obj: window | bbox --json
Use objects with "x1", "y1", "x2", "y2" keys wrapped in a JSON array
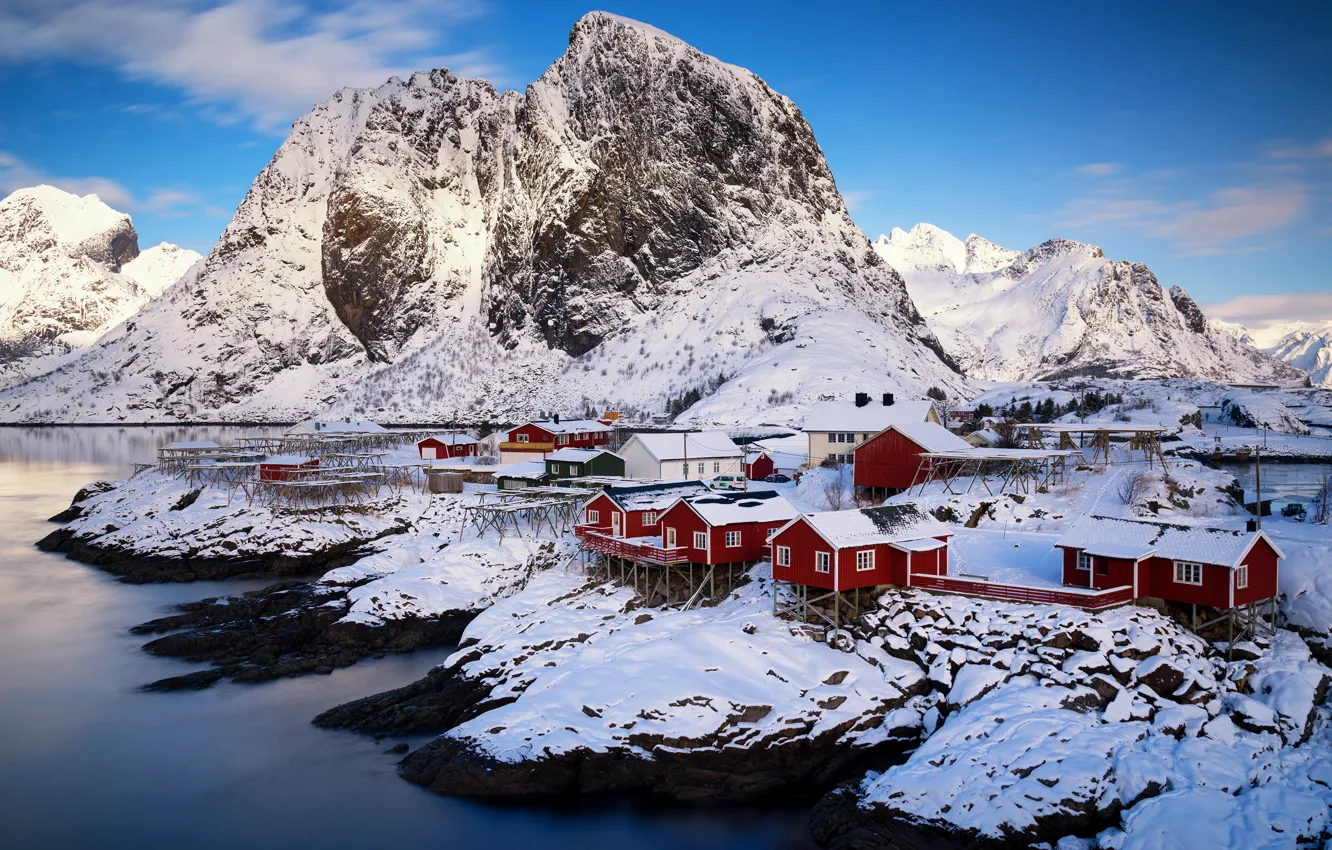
[
  {"x1": 516, "y1": 433, "x2": 529, "y2": 443},
  {"x1": 844, "y1": 432, "x2": 855, "y2": 443},
  {"x1": 776, "y1": 546, "x2": 791, "y2": 567},
  {"x1": 726, "y1": 530, "x2": 741, "y2": 547},
  {"x1": 861, "y1": 433, "x2": 870, "y2": 441},
  {"x1": 551, "y1": 464, "x2": 561, "y2": 475},
  {"x1": 828, "y1": 433, "x2": 839, "y2": 444},
  {"x1": 815, "y1": 551, "x2": 830, "y2": 573},
  {"x1": 1174, "y1": 561, "x2": 1203, "y2": 585},
  {"x1": 693, "y1": 531, "x2": 707, "y2": 549},
  {"x1": 698, "y1": 462, "x2": 705, "y2": 474},
  {"x1": 1077, "y1": 551, "x2": 1092, "y2": 571},
  {"x1": 1236, "y1": 565, "x2": 1249, "y2": 589},
  {"x1": 641, "y1": 511, "x2": 657, "y2": 526},
  {"x1": 558, "y1": 434, "x2": 569, "y2": 445},
  {"x1": 713, "y1": 461, "x2": 721, "y2": 473},
  {"x1": 856, "y1": 550, "x2": 875, "y2": 571},
  {"x1": 586, "y1": 509, "x2": 599, "y2": 523}
]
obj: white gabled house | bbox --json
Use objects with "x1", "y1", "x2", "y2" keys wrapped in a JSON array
[{"x1": 618, "y1": 431, "x2": 744, "y2": 480}]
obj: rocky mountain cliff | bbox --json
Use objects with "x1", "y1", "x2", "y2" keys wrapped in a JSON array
[
  {"x1": 0, "y1": 13, "x2": 962, "y2": 424},
  {"x1": 0, "y1": 186, "x2": 200, "y2": 388},
  {"x1": 873, "y1": 223, "x2": 1306, "y2": 385}
]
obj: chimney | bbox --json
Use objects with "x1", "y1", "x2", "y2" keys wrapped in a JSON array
[
  {"x1": 854, "y1": 392, "x2": 870, "y2": 408},
  {"x1": 553, "y1": 413, "x2": 560, "y2": 425},
  {"x1": 1245, "y1": 518, "x2": 1257, "y2": 533},
  {"x1": 883, "y1": 392, "x2": 894, "y2": 407}
]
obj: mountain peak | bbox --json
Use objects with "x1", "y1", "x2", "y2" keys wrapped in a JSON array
[{"x1": 573, "y1": 11, "x2": 685, "y2": 46}]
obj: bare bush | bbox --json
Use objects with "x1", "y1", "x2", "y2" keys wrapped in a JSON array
[
  {"x1": 822, "y1": 465, "x2": 851, "y2": 511},
  {"x1": 1117, "y1": 471, "x2": 1151, "y2": 507},
  {"x1": 1313, "y1": 472, "x2": 1332, "y2": 525}
]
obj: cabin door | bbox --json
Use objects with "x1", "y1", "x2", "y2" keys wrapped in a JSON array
[
  {"x1": 612, "y1": 513, "x2": 622, "y2": 537},
  {"x1": 666, "y1": 527, "x2": 676, "y2": 548},
  {"x1": 422, "y1": 447, "x2": 437, "y2": 460}
]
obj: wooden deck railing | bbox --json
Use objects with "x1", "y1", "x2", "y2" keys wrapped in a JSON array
[
  {"x1": 909, "y1": 573, "x2": 1134, "y2": 610},
  {"x1": 574, "y1": 525, "x2": 689, "y2": 564}
]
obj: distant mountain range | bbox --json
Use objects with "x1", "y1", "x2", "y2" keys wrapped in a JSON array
[
  {"x1": 1213, "y1": 318, "x2": 1332, "y2": 389},
  {"x1": 873, "y1": 223, "x2": 1307, "y2": 386},
  {"x1": 0, "y1": 186, "x2": 200, "y2": 389}
]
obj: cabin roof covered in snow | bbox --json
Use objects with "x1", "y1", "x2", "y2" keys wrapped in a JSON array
[
  {"x1": 869, "y1": 422, "x2": 973, "y2": 453},
  {"x1": 1055, "y1": 514, "x2": 1285, "y2": 568},
  {"x1": 546, "y1": 447, "x2": 619, "y2": 463},
  {"x1": 675, "y1": 490, "x2": 799, "y2": 526},
  {"x1": 785, "y1": 503, "x2": 951, "y2": 549},
  {"x1": 421, "y1": 433, "x2": 478, "y2": 445},
  {"x1": 802, "y1": 399, "x2": 936, "y2": 432},
  {"x1": 521, "y1": 419, "x2": 613, "y2": 435},
  {"x1": 600, "y1": 480, "x2": 710, "y2": 511},
  {"x1": 625, "y1": 431, "x2": 743, "y2": 461},
  {"x1": 286, "y1": 420, "x2": 387, "y2": 435},
  {"x1": 161, "y1": 440, "x2": 221, "y2": 450},
  {"x1": 493, "y1": 460, "x2": 548, "y2": 480}
]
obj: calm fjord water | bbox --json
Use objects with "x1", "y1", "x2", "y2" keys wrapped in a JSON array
[{"x1": 0, "y1": 427, "x2": 811, "y2": 850}]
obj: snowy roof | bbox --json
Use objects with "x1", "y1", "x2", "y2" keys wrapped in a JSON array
[
  {"x1": 676, "y1": 491, "x2": 799, "y2": 526},
  {"x1": 521, "y1": 419, "x2": 613, "y2": 435},
  {"x1": 546, "y1": 448, "x2": 618, "y2": 463},
  {"x1": 966, "y1": 429, "x2": 1002, "y2": 446},
  {"x1": 286, "y1": 420, "x2": 387, "y2": 435},
  {"x1": 788, "y1": 504, "x2": 951, "y2": 549},
  {"x1": 262, "y1": 454, "x2": 315, "y2": 465},
  {"x1": 891, "y1": 537, "x2": 949, "y2": 553},
  {"x1": 863, "y1": 422, "x2": 973, "y2": 454},
  {"x1": 1055, "y1": 515, "x2": 1285, "y2": 568},
  {"x1": 421, "y1": 433, "x2": 479, "y2": 445},
  {"x1": 493, "y1": 460, "x2": 549, "y2": 480},
  {"x1": 752, "y1": 433, "x2": 808, "y2": 459},
  {"x1": 626, "y1": 431, "x2": 743, "y2": 461},
  {"x1": 161, "y1": 440, "x2": 221, "y2": 450},
  {"x1": 601, "y1": 480, "x2": 710, "y2": 512},
  {"x1": 802, "y1": 399, "x2": 936, "y2": 433}
]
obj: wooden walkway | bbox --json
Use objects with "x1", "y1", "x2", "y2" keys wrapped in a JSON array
[{"x1": 909, "y1": 573, "x2": 1134, "y2": 610}]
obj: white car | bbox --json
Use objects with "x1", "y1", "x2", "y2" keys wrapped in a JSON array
[{"x1": 707, "y1": 474, "x2": 747, "y2": 491}]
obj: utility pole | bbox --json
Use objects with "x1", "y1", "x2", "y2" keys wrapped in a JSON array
[{"x1": 1255, "y1": 445, "x2": 1262, "y2": 531}]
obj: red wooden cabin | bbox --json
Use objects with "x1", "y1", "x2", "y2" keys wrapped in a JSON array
[
  {"x1": 417, "y1": 434, "x2": 479, "y2": 460},
  {"x1": 1055, "y1": 515, "x2": 1282, "y2": 609},
  {"x1": 500, "y1": 417, "x2": 613, "y2": 463},
  {"x1": 745, "y1": 451, "x2": 775, "y2": 480},
  {"x1": 579, "y1": 481, "x2": 710, "y2": 539},
  {"x1": 657, "y1": 491, "x2": 798, "y2": 565},
  {"x1": 769, "y1": 504, "x2": 952, "y2": 592},
  {"x1": 852, "y1": 422, "x2": 973, "y2": 494},
  {"x1": 259, "y1": 455, "x2": 319, "y2": 482}
]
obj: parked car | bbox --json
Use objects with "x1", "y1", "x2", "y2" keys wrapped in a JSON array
[
  {"x1": 764, "y1": 473, "x2": 792, "y2": 483},
  {"x1": 707, "y1": 474, "x2": 747, "y2": 491}
]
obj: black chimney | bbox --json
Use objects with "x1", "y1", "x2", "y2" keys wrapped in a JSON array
[
  {"x1": 553, "y1": 413, "x2": 560, "y2": 425},
  {"x1": 1245, "y1": 518, "x2": 1257, "y2": 533},
  {"x1": 883, "y1": 392, "x2": 894, "y2": 407},
  {"x1": 854, "y1": 392, "x2": 870, "y2": 408}
]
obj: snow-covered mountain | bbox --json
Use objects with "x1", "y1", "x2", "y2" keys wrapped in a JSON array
[
  {"x1": 873, "y1": 223, "x2": 1305, "y2": 385},
  {"x1": 0, "y1": 12, "x2": 962, "y2": 424},
  {"x1": 0, "y1": 186, "x2": 200, "y2": 387},
  {"x1": 1258, "y1": 321, "x2": 1332, "y2": 388}
]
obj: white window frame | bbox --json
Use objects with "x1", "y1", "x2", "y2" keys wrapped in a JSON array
[
  {"x1": 1077, "y1": 551, "x2": 1092, "y2": 571},
  {"x1": 1174, "y1": 561, "x2": 1203, "y2": 586},
  {"x1": 666, "y1": 527, "x2": 677, "y2": 548},
  {"x1": 725, "y1": 530, "x2": 741, "y2": 547},
  {"x1": 641, "y1": 511, "x2": 657, "y2": 526},
  {"x1": 516, "y1": 433, "x2": 529, "y2": 443},
  {"x1": 776, "y1": 545, "x2": 791, "y2": 567},
  {"x1": 693, "y1": 531, "x2": 707, "y2": 549},
  {"x1": 1236, "y1": 564, "x2": 1248, "y2": 589},
  {"x1": 587, "y1": 509, "x2": 599, "y2": 523},
  {"x1": 713, "y1": 461, "x2": 721, "y2": 473},
  {"x1": 697, "y1": 462, "x2": 705, "y2": 474},
  {"x1": 856, "y1": 550, "x2": 875, "y2": 572},
  {"x1": 814, "y1": 551, "x2": 830, "y2": 573},
  {"x1": 828, "y1": 433, "x2": 838, "y2": 444}
]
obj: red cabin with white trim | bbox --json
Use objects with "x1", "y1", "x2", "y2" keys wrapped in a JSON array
[
  {"x1": 657, "y1": 491, "x2": 798, "y2": 565},
  {"x1": 852, "y1": 422, "x2": 973, "y2": 493},
  {"x1": 578, "y1": 481, "x2": 710, "y2": 539},
  {"x1": 417, "y1": 434, "x2": 479, "y2": 460},
  {"x1": 768, "y1": 504, "x2": 952, "y2": 592},
  {"x1": 744, "y1": 451, "x2": 775, "y2": 481},
  {"x1": 1054, "y1": 515, "x2": 1282, "y2": 609},
  {"x1": 500, "y1": 418, "x2": 613, "y2": 464}
]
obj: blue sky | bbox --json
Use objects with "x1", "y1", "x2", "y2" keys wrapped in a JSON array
[{"x1": 1, "y1": 0, "x2": 1328, "y2": 324}]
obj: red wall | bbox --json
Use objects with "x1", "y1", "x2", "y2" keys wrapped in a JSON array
[
  {"x1": 582, "y1": 492, "x2": 668, "y2": 538},
  {"x1": 507, "y1": 423, "x2": 555, "y2": 444},
  {"x1": 1061, "y1": 542, "x2": 1279, "y2": 608},
  {"x1": 771, "y1": 519, "x2": 951, "y2": 590},
  {"x1": 418, "y1": 438, "x2": 476, "y2": 459},
  {"x1": 770, "y1": 518, "x2": 837, "y2": 588},
  {"x1": 658, "y1": 502, "x2": 783, "y2": 565},
  {"x1": 259, "y1": 460, "x2": 318, "y2": 482},
  {"x1": 746, "y1": 454, "x2": 775, "y2": 480},
  {"x1": 852, "y1": 429, "x2": 931, "y2": 490},
  {"x1": 509, "y1": 422, "x2": 608, "y2": 449},
  {"x1": 1235, "y1": 538, "x2": 1279, "y2": 605}
]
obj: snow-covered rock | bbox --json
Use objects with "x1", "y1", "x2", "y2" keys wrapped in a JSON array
[
  {"x1": 1260, "y1": 320, "x2": 1332, "y2": 390},
  {"x1": 0, "y1": 186, "x2": 199, "y2": 385},
  {"x1": 0, "y1": 12, "x2": 962, "y2": 424},
  {"x1": 873, "y1": 223, "x2": 1305, "y2": 385}
]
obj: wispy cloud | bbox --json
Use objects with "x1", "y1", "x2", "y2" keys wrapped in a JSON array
[
  {"x1": 1264, "y1": 136, "x2": 1332, "y2": 161},
  {"x1": 842, "y1": 189, "x2": 874, "y2": 213},
  {"x1": 0, "y1": 0, "x2": 497, "y2": 130},
  {"x1": 1076, "y1": 162, "x2": 1121, "y2": 178},
  {"x1": 0, "y1": 150, "x2": 136, "y2": 209},
  {"x1": 1203, "y1": 292, "x2": 1332, "y2": 327}
]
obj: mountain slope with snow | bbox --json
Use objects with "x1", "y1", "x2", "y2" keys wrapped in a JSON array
[
  {"x1": 1260, "y1": 321, "x2": 1332, "y2": 388},
  {"x1": 0, "y1": 186, "x2": 199, "y2": 387},
  {"x1": 0, "y1": 13, "x2": 962, "y2": 424},
  {"x1": 874, "y1": 223, "x2": 1305, "y2": 385}
]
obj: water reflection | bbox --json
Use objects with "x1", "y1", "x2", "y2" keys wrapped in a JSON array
[
  {"x1": 1220, "y1": 460, "x2": 1332, "y2": 512},
  {"x1": 0, "y1": 427, "x2": 813, "y2": 850}
]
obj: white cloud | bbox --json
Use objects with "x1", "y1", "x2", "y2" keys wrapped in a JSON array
[
  {"x1": 0, "y1": 0, "x2": 496, "y2": 130},
  {"x1": 0, "y1": 150, "x2": 136, "y2": 209},
  {"x1": 842, "y1": 189, "x2": 874, "y2": 213},
  {"x1": 1076, "y1": 162, "x2": 1121, "y2": 177},
  {"x1": 1203, "y1": 292, "x2": 1332, "y2": 327}
]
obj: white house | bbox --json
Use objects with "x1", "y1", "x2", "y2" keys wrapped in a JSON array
[
  {"x1": 803, "y1": 394, "x2": 939, "y2": 468},
  {"x1": 618, "y1": 431, "x2": 744, "y2": 480},
  {"x1": 286, "y1": 420, "x2": 387, "y2": 436}
]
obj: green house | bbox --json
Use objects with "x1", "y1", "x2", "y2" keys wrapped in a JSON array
[
  {"x1": 493, "y1": 460, "x2": 551, "y2": 491},
  {"x1": 544, "y1": 448, "x2": 626, "y2": 481}
]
